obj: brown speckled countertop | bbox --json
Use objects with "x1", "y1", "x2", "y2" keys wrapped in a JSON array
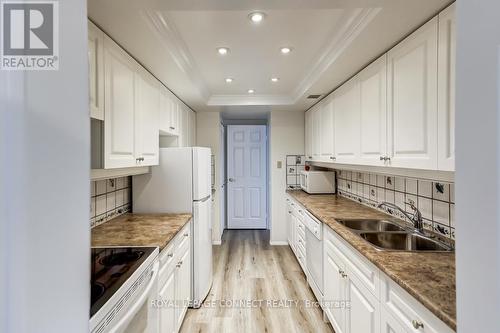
[
  {"x1": 286, "y1": 190, "x2": 456, "y2": 331},
  {"x1": 92, "y1": 213, "x2": 192, "y2": 251}
]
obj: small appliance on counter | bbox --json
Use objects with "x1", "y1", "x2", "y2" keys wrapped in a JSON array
[
  {"x1": 90, "y1": 246, "x2": 159, "y2": 333},
  {"x1": 300, "y1": 170, "x2": 336, "y2": 194}
]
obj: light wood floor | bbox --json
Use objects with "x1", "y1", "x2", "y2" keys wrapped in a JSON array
[{"x1": 180, "y1": 230, "x2": 334, "y2": 333}]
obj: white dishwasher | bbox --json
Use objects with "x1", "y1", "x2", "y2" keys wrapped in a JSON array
[{"x1": 304, "y1": 210, "x2": 324, "y2": 302}]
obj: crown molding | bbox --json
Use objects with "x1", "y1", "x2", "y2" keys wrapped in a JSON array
[
  {"x1": 291, "y1": 7, "x2": 381, "y2": 103},
  {"x1": 142, "y1": 9, "x2": 211, "y2": 101},
  {"x1": 143, "y1": 7, "x2": 380, "y2": 107},
  {"x1": 207, "y1": 94, "x2": 294, "y2": 106}
]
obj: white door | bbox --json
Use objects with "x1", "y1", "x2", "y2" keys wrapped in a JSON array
[
  {"x1": 103, "y1": 35, "x2": 137, "y2": 169},
  {"x1": 345, "y1": 275, "x2": 380, "y2": 333},
  {"x1": 88, "y1": 20, "x2": 104, "y2": 120},
  {"x1": 359, "y1": 54, "x2": 387, "y2": 166},
  {"x1": 135, "y1": 68, "x2": 159, "y2": 166},
  {"x1": 312, "y1": 106, "x2": 321, "y2": 160},
  {"x1": 387, "y1": 17, "x2": 438, "y2": 170},
  {"x1": 437, "y1": 3, "x2": 456, "y2": 171},
  {"x1": 227, "y1": 125, "x2": 267, "y2": 229},
  {"x1": 159, "y1": 265, "x2": 176, "y2": 333},
  {"x1": 334, "y1": 76, "x2": 361, "y2": 164},
  {"x1": 305, "y1": 110, "x2": 313, "y2": 160},
  {"x1": 320, "y1": 97, "x2": 335, "y2": 162},
  {"x1": 324, "y1": 238, "x2": 347, "y2": 333}
]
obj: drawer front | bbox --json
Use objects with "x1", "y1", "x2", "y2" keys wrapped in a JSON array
[
  {"x1": 159, "y1": 241, "x2": 176, "y2": 268},
  {"x1": 325, "y1": 225, "x2": 380, "y2": 297},
  {"x1": 176, "y1": 222, "x2": 191, "y2": 255},
  {"x1": 296, "y1": 221, "x2": 306, "y2": 238},
  {"x1": 381, "y1": 274, "x2": 454, "y2": 333}
]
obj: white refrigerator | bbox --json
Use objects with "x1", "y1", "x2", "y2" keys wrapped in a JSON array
[{"x1": 132, "y1": 147, "x2": 213, "y2": 308}]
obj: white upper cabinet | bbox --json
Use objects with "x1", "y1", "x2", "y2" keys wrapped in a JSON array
[
  {"x1": 189, "y1": 108, "x2": 196, "y2": 146},
  {"x1": 437, "y1": 3, "x2": 456, "y2": 171},
  {"x1": 359, "y1": 55, "x2": 387, "y2": 166},
  {"x1": 386, "y1": 17, "x2": 439, "y2": 170},
  {"x1": 88, "y1": 21, "x2": 104, "y2": 120},
  {"x1": 320, "y1": 97, "x2": 335, "y2": 162},
  {"x1": 312, "y1": 105, "x2": 321, "y2": 160},
  {"x1": 135, "y1": 66, "x2": 160, "y2": 166},
  {"x1": 334, "y1": 77, "x2": 361, "y2": 164},
  {"x1": 305, "y1": 110, "x2": 313, "y2": 160},
  {"x1": 103, "y1": 35, "x2": 137, "y2": 169},
  {"x1": 159, "y1": 87, "x2": 181, "y2": 137}
]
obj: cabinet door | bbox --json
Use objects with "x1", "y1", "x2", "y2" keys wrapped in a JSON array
[
  {"x1": 312, "y1": 106, "x2": 321, "y2": 160},
  {"x1": 286, "y1": 200, "x2": 294, "y2": 248},
  {"x1": 88, "y1": 21, "x2": 104, "y2": 120},
  {"x1": 103, "y1": 35, "x2": 137, "y2": 169},
  {"x1": 320, "y1": 97, "x2": 335, "y2": 162},
  {"x1": 175, "y1": 247, "x2": 191, "y2": 330},
  {"x1": 387, "y1": 18, "x2": 438, "y2": 170},
  {"x1": 305, "y1": 110, "x2": 313, "y2": 160},
  {"x1": 171, "y1": 100, "x2": 180, "y2": 136},
  {"x1": 324, "y1": 237, "x2": 347, "y2": 333},
  {"x1": 345, "y1": 274, "x2": 380, "y2": 333},
  {"x1": 189, "y1": 110, "x2": 196, "y2": 146},
  {"x1": 359, "y1": 55, "x2": 387, "y2": 166},
  {"x1": 178, "y1": 106, "x2": 189, "y2": 147},
  {"x1": 437, "y1": 3, "x2": 456, "y2": 171},
  {"x1": 135, "y1": 68, "x2": 160, "y2": 166},
  {"x1": 159, "y1": 265, "x2": 176, "y2": 333},
  {"x1": 334, "y1": 77, "x2": 360, "y2": 164},
  {"x1": 159, "y1": 87, "x2": 173, "y2": 135},
  {"x1": 381, "y1": 307, "x2": 407, "y2": 333}
]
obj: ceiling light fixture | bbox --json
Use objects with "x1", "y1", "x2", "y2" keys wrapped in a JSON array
[
  {"x1": 271, "y1": 77, "x2": 279, "y2": 82},
  {"x1": 217, "y1": 47, "x2": 230, "y2": 55},
  {"x1": 249, "y1": 12, "x2": 265, "y2": 24},
  {"x1": 280, "y1": 47, "x2": 292, "y2": 54},
  {"x1": 225, "y1": 78, "x2": 233, "y2": 83},
  {"x1": 248, "y1": 89, "x2": 255, "y2": 94}
]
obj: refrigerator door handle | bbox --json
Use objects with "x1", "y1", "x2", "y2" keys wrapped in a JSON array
[{"x1": 197, "y1": 195, "x2": 211, "y2": 203}]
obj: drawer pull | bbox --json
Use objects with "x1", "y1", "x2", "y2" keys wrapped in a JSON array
[
  {"x1": 167, "y1": 253, "x2": 174, "y2": 258},
  {"x1": 411, "y1": 320, "x2": 424, "y2": 329},
  {"x1": 184, "y1": 233, "x2": 189, "y2": 237},
  {"x1": 288, "y1": 211, "x2": 292, "y2": 214}
]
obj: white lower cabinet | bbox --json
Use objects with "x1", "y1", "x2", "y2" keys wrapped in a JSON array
[
  {"x1": 322, "y1": 224, "x2": 454, "y2": 333},
  {"x1": 158, "y1": 221, "x2": 192, "y2": 333}
]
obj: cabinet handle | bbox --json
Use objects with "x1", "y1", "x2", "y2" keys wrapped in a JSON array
[
  {"x1": 176, "y1": 260, "x2": 183, "y2": 268},
  {"x1": 308, "y1": 156, "x2": 312, "y2": 159},
  {"x1": 411, "y1": 320, "x2": 424, "y2": 329},
  {"x1": 288, "y1": 211, "x2": 292, "y2": 214},
  {"x1": 183, "y1": 233, "x2": 189, "y2": 237},
  {"x1": 167, "y1": 253, "x2": 174, "y2": 258},
  {"x1": 329, "y1": 156, "x2": 336, "y2": 161},
  {"x1": 380, "y1": 156, "x2": 385, "y2": 161},
  {"x1": 170, "y1": 126, "x2": 175, "y2": 130},
  {"x1": 380, "y1": 156, "x2": 391, "y2": 161},
  {"x1": 136, "y1": 157, "x2": 144, "y2": 162}
]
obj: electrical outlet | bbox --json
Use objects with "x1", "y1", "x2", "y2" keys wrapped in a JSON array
[{"x1": 277, "y1": 161, "x2": 282, "y2": 169}]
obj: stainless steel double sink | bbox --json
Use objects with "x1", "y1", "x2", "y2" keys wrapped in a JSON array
[{"x1": 337, "y1": 219, "x2": 454, "y2": 252}]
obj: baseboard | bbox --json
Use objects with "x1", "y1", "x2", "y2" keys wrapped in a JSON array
[{"x1": 269, "y1": 240, "x2": 289, "y2": 246}]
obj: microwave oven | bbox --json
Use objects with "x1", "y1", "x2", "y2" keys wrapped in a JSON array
[{"x1": 300, "y1": 170, "x2": 336, "y2": 194}]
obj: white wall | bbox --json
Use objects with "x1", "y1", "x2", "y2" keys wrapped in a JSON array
[
  {"x1": 196, "y1": 112, "x2": 223, "y2": 243},
  {"x1": 455, "y1": 1, "x2": 500, "y2": 332},
  {"x1": 0, "y1": 1, "x2": 90, "y2": 332},
  {"x1": 269, "y1": 110, "x2": 305, "y2": 244}
]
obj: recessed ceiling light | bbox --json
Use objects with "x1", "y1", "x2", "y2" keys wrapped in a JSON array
[
  {"x1": 249, "y1": 12, "x2": 265, "y2": 23},
  {"x1": 280, "y1": 47, "x2": 292, "y2": 54},
  {"x1": 248, "y1": 89, "x2": 255, "y2": 94},
  {"x1": 271, "y1": 77, "x2": 279, "y2": 82},
  {"x1": 217, "y1": 47, "x2": 230, "y2": 55},
  {"x1": 225, "y1": 78, "x2": 233, "y2": 83}
]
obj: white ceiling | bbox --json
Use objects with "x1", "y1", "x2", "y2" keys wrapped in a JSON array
[{"x1": 88, "y1": 0, "x2": 453, "y2": 114}]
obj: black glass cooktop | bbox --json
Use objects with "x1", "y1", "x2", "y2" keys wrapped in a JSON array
[{"x1": 90, "y1": 247, "x2": 156, "y2": 317}]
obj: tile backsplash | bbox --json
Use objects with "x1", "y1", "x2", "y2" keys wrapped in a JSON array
[
  {"x1": 286, "y1": 155, "x2": 306, "y2": 189},
  {"x1": 336, "y1": 170, "x2": 455, "y2": 240},
  {"x1": 90, "y1": 176, "x2": 132, "y2": 228}
]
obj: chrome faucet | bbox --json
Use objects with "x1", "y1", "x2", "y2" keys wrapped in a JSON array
[{"x1": 377, "y1": 201, "x2": 424, "y2": 234}]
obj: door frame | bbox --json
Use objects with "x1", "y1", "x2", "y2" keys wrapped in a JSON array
[{"x1": 225, "y1": 125, "x2": 269, "y2": 229}]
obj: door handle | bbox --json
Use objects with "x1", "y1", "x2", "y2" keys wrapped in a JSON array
[{"x1": 228, "y1": 178, "x2": 235, "y2": 182}]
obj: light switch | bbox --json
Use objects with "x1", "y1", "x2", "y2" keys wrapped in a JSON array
[{"x1": 277, "y1": 161, "x2": 282, "y2": 169}]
